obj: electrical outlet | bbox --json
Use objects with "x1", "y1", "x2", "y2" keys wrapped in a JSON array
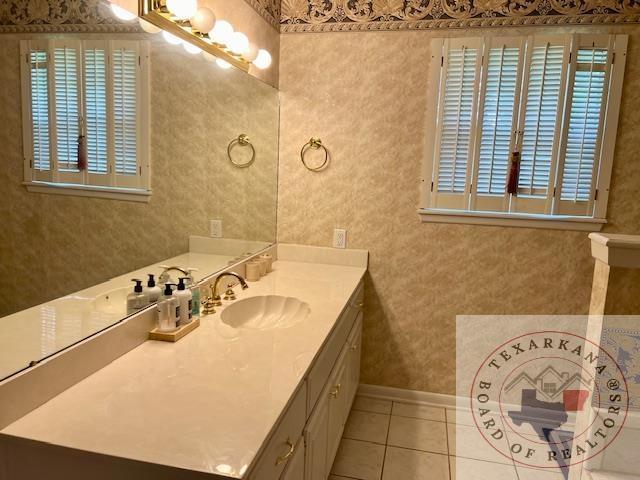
[
  {"x1": 333, "y1": 228, "x2": 347, "y2": 249},
  {"x1": 210, "y1": 219, "x2": 222, "y2": 238}
]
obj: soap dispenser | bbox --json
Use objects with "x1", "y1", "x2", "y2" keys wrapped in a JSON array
[
  {"x1": 159, "y1": 283, "x2": 180, "y2": 326},
  {"x1": 144, "y1": 274, "x2": 162, "y2": 304},
  {"x1": 174, "y1": 278, "x2": 193, "y2": 326},
  {"x1": 127, "y1": 279, "x2": 148, "y2": 315}
]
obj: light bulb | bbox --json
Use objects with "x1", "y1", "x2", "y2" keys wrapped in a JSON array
[
  {"x1": 245, "y1": 43, "x2": 259, "y2": 62},
  {"x1": 162, "y1": 30, "x2": 182, "y2": 45},
  {"x1": 166, "y1": 0, "x2": 198, "y2": 20},
  {"x1": 228, "y1": 32, "x2": 250, "y2": 55},
  {"x1": 138, "y1": 18, "x2": 161, "y2": 33},
  {"x1": 183, "y1": 42, "x2": 201, "y2": 54},
  {"x1": 110, "y1": 4, "x2": 136, "y2": 21},
  {"x1": 190, "y1": 7, "x2": 216, "y2": 33},
  {"x1": 210, "y1": 20, "x2": 233, "y2": 45},
  {"x1": 202, "y1": 51, "x2": 216, "y2": 62},
  {"x1": 216, "y1": 59, "x2": 232, "y2": 70},
  {"x1": 253, "y1": 49, "x2": 272, "y2": 69}
]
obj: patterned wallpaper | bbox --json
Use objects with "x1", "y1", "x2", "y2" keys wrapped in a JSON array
[
  {"x1": 277, "y1": 25, "x2": 640, "y2": 394},
  {"x1": 280, "y1": 0, "x2": 640, "y2": 32},
  {"x1": 0, "y1": 33, "x2": 279, "y2": 316}
]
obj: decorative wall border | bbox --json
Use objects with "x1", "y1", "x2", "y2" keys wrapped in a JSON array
[
  {"x1": 280, "y1": 0, "x2": 640, "y2": 33},
  {"x1": 281, "y1": 12, "x2": 640, "y2": 32},
  {"x1": 0, "y1": 0, "x2": 139, "y2": 34},
  {"x1": 243, "y1": 0, "x2": 282, "y2": 30}
]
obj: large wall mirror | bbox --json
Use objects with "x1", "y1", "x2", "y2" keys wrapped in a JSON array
[{"x1": 0, "y1": 24, "x2": 279, "y2": 380}]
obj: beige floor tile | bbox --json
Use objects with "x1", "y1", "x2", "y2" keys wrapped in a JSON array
[
  {"x1": 331, "y1": 439, "x2": 385, "y2": 480},
  {"x1": 343, "y1": 410, "x2": 390, "y2": 444},
  {"x1": 392, "y1": 402, "x2": 446, "y2": 422},
  {"x1": 516, "y1": 466, "x2": 567, "y2": 479},
  {"x1": 450, "y1": 456, "x2": 519, "y2": 480},
  {"x1": 387, "y1": 416, "x2": 448, "y2": 454},
  {"x1": 352, "y1": 396, "x2": 393, "y2": 415},
  {"x1": 382, "y1": 446, "x2": 450, "y2": 480},
  {"x1": 448, "y1": 424, "x2": 514, "y2": 465}
]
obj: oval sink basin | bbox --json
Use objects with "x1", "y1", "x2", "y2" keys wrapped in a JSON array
[{"x1": 221, "y1": 296, "x2": 310, "y2": 330}]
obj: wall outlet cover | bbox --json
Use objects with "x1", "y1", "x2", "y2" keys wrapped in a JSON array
[
  {"x1": 210, "y1": 219, "x2": 222, "y2": 238},
  {"x1": 333, "y1": 228, "x2": 347, "y2": 249}
]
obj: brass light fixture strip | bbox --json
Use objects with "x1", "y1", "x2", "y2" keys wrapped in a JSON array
[{"x1": 137, "y1": 0, "x2": 250, "y2": 72}]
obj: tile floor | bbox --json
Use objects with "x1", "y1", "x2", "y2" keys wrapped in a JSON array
[{"x1": 329, "y1": 396, "x2": 566, "y2": 480}]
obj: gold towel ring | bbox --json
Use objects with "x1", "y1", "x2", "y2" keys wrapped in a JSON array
[
  {"x1": 300, "y1": 137, "x2": 328, "y2": 172},
  {"x1": 227, "y1": 134, "x2": 255, "y2": 168}
]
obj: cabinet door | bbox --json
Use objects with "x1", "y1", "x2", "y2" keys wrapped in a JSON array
[
  {"x1": 327, "y1": 347, "x2": 349, "y2": 469},
  {"x1": 346, "y1": 312, "x2": 363, "y2": 408},
  {"x1": 280, "y1": 437, "x2": 305, "y2": 480},
  {"x1": 304, "y1": 386, "x2": 329, "y2": 480}
]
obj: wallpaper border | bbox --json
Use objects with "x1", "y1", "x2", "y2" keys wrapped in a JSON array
[{"x1": 281, "y1": 13, "x2": 640, "y2": 33}]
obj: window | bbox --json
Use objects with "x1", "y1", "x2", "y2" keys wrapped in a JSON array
[
  {"x1": 20, "y1": 39, "x2": 150, "y2": 201},
  {"x1": 420, "y1": 34, "x2": 628, "y2": 230}
]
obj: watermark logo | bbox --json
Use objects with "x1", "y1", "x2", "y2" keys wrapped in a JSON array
[{"x1": 470, "y1": 330, "x2": 629, "y2": 473}]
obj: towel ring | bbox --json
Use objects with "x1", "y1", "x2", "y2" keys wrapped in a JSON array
[
  {"x1": 300, "y1": 137, "x2": 328, "y2": 172},
  {"x1": 227, "y1": 134, "x2": 255, "y2": 168}
]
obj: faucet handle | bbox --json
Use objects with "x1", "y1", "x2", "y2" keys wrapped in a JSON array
[
  {"x1": 201, "y1": 296, "x2": 216, "y2": 315},
  {"x1": 223, "y1": 284, "x2": 236, "y2": 301}
]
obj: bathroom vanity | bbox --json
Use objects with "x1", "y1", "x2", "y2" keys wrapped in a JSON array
[{"x1": 0, "y1": 245, "x2": 368, "y2": 480}]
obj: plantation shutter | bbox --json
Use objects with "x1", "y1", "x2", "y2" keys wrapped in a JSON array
[
  {"x1": 83, "y1": 41, "x2": 109, "y2": 185},
  {"x1": 51, "y1": 40, "x2": 82, "y2": 184},
  {"x1": 471, "y1": 37, "x2": 524, "y2": 212},
  {"x1": 111, "y1": 41, "x2": 141, "y2": 188},
  {"x1": 556, "y1": 35, "x2": 614, "y2": 217},
  {"x1": 26, "y1": 47, "x2": 52, "y2": 182},
  {"x1": 431, "y1": 38, "x2": 482, "y2": 210},
  {"x1": 511, "y1": 35, "x2": 570, "y2": 215}
]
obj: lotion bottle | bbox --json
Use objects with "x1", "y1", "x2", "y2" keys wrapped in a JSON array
[
  {"x1": 144, "y1": 274, "x2": 162, "y2": 304},
  {"x1": 127, "y1": 279, "x2": 148, "y2": 315},
  {"x1": 160, "y1": 283, "x2": 180, "y2": 326},
  {"x1": 174, "y1": 278, "x2": 193, "y2": 326}
]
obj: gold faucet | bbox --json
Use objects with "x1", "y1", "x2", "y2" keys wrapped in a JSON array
[{"x1": 210, "y1": 271, "x2": 249, "y2": 306}]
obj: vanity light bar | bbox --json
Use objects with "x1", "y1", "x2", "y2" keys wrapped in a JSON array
[{"x1": 131, "y1": 0, "x2": 262, "y2": 72}]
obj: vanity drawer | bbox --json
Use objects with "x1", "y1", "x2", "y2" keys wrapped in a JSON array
[
  {"x1": 306, "y1": 281, "x2": 364, "y2": 416},
  {"x1": 250, "y1": 383, "x2": 307, "y2": 480}
]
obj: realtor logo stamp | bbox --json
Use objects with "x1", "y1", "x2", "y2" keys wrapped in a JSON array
[{"x1": 470, "y1": 330, "x2": 629, "y2": 472}]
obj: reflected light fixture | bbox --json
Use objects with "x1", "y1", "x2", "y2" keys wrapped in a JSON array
[
  {"x1": 183, "y1": 42, "x2": 201, "y2": 54},
  {"x1": 111, "y1": 3, "x2": 136, "y2": 21},
  {"x1": 166, "y1": 0, "x2": 198, "y2": 20},
  {"x1": 190, "y1": 7, "x2": 216, "y2": 33},
  {"x1": 228, "y1": 32, "x2": 250, "y2": 55},
  {"x1": 253, "y1": 49, "x2": 272, "y2": 70},
  {"x1": 210, "y1": 20, "x2": 234, "y2": 45},
  {"x1": 216, "y1": 59, "x2": 232, "y2": 70},
  {"x1": 162, "y1": 30, "x2": 182, "y2": 45},
  {"x1": 139, "y1": 18, "x2": 161, "y2": 33}
]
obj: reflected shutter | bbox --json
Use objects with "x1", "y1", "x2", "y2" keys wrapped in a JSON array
[{"x1": 83, "y1": 42, "x2": 109, "y2": 179}]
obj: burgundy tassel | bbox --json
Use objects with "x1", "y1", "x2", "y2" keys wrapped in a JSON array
[
  {"x1": 77, "y1": 134, "x2": 87, "y2": 171},
  {"x1": 506, "y1": 147, "x2": 520, "y2": 196}
]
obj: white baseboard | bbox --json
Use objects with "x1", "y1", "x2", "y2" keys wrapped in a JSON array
[{"x1": 357, "y1": 383, "x2": 458, "y2": 408}]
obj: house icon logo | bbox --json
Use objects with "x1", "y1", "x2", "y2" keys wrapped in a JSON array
[{"x1": 504, "y1": 365, "x2": 592, "y2": 404}]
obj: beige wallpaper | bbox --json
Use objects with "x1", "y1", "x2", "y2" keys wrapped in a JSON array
[
  {"x1": 0, "y1": 33, "x2": 279, "y2": 317},
  {"x1": 277, "y1": 25, "x2": 640, "y2": 395}
]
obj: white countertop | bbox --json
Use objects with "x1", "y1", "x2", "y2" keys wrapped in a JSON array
[
  {"x1": 0, "y1": 251, "x2": 237, "y2": 380},
  {"x1": 1, "y1": 260, "x2": 366, "y2": 478}
]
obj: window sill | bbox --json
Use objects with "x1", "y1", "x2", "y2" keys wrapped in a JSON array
[
  {"x1": 24, "y1": 182, "x2": 151, "y2": 203},
  {"x1": 418, "y1": 208, "x2": 606, "y2": 232}
]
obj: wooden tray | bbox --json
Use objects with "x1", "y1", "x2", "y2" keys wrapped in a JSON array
[{"x1": 149, "y1": 317, "x2": 200, "y2": 342}]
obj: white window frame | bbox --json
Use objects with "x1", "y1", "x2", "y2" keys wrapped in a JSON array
[
  {"x1": 20, "y1": 39, "x2": 151, "y2": 203},
  {"x1": 419, "y1": 33, "x2": 628, "y2": 231}
]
